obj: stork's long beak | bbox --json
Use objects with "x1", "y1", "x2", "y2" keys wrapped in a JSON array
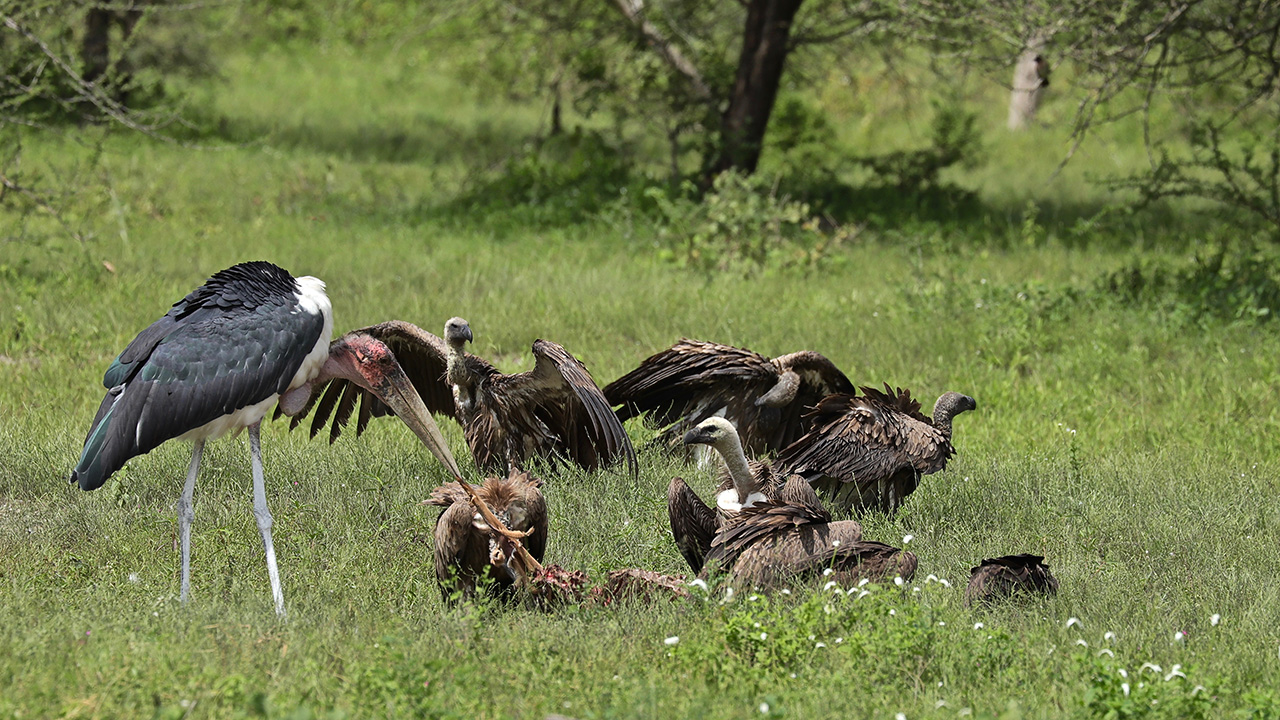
[{"x1": 372, "y1": 361, "x2": 463, "y2": 480}]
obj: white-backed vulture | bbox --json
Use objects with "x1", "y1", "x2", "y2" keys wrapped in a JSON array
[
  {"x1": 964, "y1": 554, "x2": 1059, "y2": 607},
  {"x1": 426, "y1": 470, "x2": 548, "y2": 601},
  {"x1": 667, "y1": 417, "x2": 789, "y2": 573},
  {"x1": 776, "y1": 384, "x2": 976, "y2": 513},
  {"x1": 604, "y1": 339, "x2": 855, "y2": 458},
  {"x1": 290, "y1": 318, "x2": 637, "y2": 477},
  {"x1": 704, "y1": 476, "x2": 916, "y2": 589}
]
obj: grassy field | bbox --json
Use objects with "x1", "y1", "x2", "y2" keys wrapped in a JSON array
[{"x1": 3, "y1": 40, "x2": 1280, "y2": 719}]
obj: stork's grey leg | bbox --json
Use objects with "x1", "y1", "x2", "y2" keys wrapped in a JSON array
[
  {"x1": 249, "y1": 422, "x2": 286, "y2": 617},
  {"x1": 178, "y1": 439, "x2": 204, "y2": 603}
]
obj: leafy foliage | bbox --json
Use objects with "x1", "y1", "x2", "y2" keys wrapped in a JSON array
[{"x1": 647, "y1": 170, "x2": 849, "y2": 274}]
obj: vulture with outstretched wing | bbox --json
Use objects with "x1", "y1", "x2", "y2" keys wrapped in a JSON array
[
  {"x1": 964, "y1": 554, "x2": 1059, "y2": 607},
  {"x1": 776, "y1": 384, "x2": 976, "y2": 513},
  {"x1": 288, "y1": 318, "x2": 636, "y2": 477},
  {"x1": 427, "y1": 469, "x2": 548, "y2": 601},
  {"x1": 703, "y1": 476, "x2": 914, "y2": 589},
  {"x1": 667, "y1": 417, "x2": 790, "y2": 573},
  {"x1": 604, "y1": 339, "x2": 854, "y2": 458}
]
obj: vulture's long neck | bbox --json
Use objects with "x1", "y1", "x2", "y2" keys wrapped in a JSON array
[
  {"x1": 445, "y1": 340, "x2": 477, "y2": 413},
  {"x1": 716, "y1": 432, "x2": 760, "y2": 502}
]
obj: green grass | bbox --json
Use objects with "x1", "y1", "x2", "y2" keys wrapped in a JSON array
[{"x1": 3, "y1": 41, "x2": 1280, "y2": 719}]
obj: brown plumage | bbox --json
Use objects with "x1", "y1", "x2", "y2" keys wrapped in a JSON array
[
  {"x1": 666, "y1": 417, "x2": 789, "y2": 574},
  {"x1": 426, "y1": 470, "x2": 548, "y2": 601},
  {"x1": 604, "y1": 339, "x2": 854, "y2": 458},
  {"x1": 703, "y1": 476, "x2": 914, "y2": 589},
  {"x1": 776, "y1": 384, "x2": 976, "y2": 513},
  {"x1": 964, "y1": 554, "x2": 1059, "y2": 607},
  {"x1": 290, "y1": 318, "x2": 636, "y2": 477}
]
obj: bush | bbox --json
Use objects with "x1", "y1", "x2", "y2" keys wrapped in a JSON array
[{"x1": 646, "y1": 170, "x2": 851, "y2": 275}]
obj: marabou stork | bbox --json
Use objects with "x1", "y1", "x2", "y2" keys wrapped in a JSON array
[
  {"x1": 965, "y1": 554, "x2": 1059, "y2": 607},
  {"x1": 69, "y1": 261, "x2": 460, "y2": 616},
  {"x1": 604, "y1": 339, "x2": 855, "y2": 460},
  {"x1": 776, "y1": 385, "x2": 976, "y2": 513},
  {"x1": 666, "y1": 416, "x2": 788, "y2": 573},
  {"x1": 296, "y1": 317, "x2": 637, "y2": 477}
]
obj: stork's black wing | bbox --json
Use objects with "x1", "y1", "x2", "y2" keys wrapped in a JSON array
[{"x1": 73, "y1": 263, "x2": 325, "y2": 490}]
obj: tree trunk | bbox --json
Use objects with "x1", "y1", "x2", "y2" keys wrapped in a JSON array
[
  {"x1": 1008, "y1": 34, "x2": 1049, "y2": 131},
  {"x1": 82, "y1": 8, "x2": 111, "y2": 86},
  {"x1": 707, "y1": 0, "x2": 805, "y2": 181}
]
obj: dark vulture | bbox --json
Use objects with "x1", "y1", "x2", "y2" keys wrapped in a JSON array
[
  {"x1": 964, "y1": 554, "x2": 1059, "y2": 607},
  {"x1": 604, "y1": 339, "x2": 855, "y2": 459},
  {"x1": 776, "y1": 384, "x2": 976, "y2": 513},
  {"x1": 667, "y1": 417, "x2": 790, "y2": 573},
  {"x1": 426, "y1": 469, "x2": 548, "y2": 601},
  {"x1": 291, "y1": 317, "x2": 637, "y2": 477},
  {"x1": 704, "y1": 476, "x2": 915, "y2": 589}
]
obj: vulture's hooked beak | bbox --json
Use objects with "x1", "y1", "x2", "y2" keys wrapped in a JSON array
[
  {"x1": 370, "y1": 360, "x2": 463, "y2": 480},
  {"x1": 682, "y1": 426, "x2": 711, "y2": 446}
]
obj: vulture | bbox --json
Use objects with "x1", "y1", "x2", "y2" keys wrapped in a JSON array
[
  {"x1": 427, "y1": 469, "x2": 548, "y2": 601},
  {"x1": 667, "y1": 417, "x2": 790, "y2": 573},
  {"x1": 776, "y1": 384, "x2": 976, "y2": 513},
  {"x1": 291, "y1": 317, "x2": 637, "y2": 477},
  {"x1": 604, "y1": 339, "x2": 854, "y2": 459},
  {"x1": 964, "y1": 554, "x2": 1059, "y2": 607},
  {"x1": 704, "y1": 476, "x2": 915, "y2": 589}
]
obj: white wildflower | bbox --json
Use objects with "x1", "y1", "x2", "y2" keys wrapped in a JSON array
[
  {"x1": 857, "y1": 590, "x2": 871, "y2": 599},
  {"x1": 780, "y1": 588, "x2": 791, "y2": 595},
  {"x1": 858, "y1": 578, "x2": 870, "y2": 587},
  {"x1": 760, "y1": 632, "x2": 768, "y2": 640},
  {"x1": 902, "y1": 534, "x2": 914, "y2": 544},
  {"x1": 1164, "y1": 665, "x2": 1185, "y2": 682},
  {"x1": 128, "y1": 572, "x2": 140, "y2": 584},
  {"x1": 938, "y1": 621, "x2": 946, "y2": 627},
  {"x1": 688, "y1": 578, "x2": 708, "y2": 591},
  {"x1": 824, "y1": 580, "x2": 839, "y2": 592},
  {"x1": 896, "y1": 714, "x2": 907, "y2": 720},
  {"x1": 1192, "y1": 686, "x2": 1206, "y2": 695},
  {"x1": 832, "y1": 539, "x2": 841, "y2": 548},
  {"x1": 823, "y1": 568, "x2": 835, "y2": 577},
  {"x1": 1066, "y1": 617, "x2": 1082, "y2": 629},
  {"x1": 894, "y1": 576, "x2": 904, "y2": 587},
  {"x1": 1140, "y1": 663, "x2": 1162, "y2": 674},
  {"x1": 1172, "y1": 630, "x2": 1186, "y2": 643},
  {"x1": 1097, "y1": 649, "x2": 1115, "y2": 657},
  {"x1": 938, "y1": 578, "x2": 952, "y2": 588},
  {"x1": 926, "y1": 574, "x2": 938, "y2": 583},
  {"x1": 935, "y1": 700, "x2": 948, "y2": 709},
  {"x1": 1104, "y1": 631, "x2": 1117, "y2": 642},
  {"x1": 973, "y1": 622, "x2": 984, "y2": 630},
  {"x1": 889, "y1": 609, "x2": 896, "y2": 616},
  {"x1": 759, "y1": 703, "x2": 770, "y2": 714},
  {"x1": 815, "y1": 642, "x2": 826, "y2": 649},
  {"x1": 1118, "y1": 669, "x2": 1128, "y2": 678},
  {"x1": 1121, "y1": 683, "x2": 1130, "y2": 697},
  {"x1": 835, "y1": 637, "x2": 843, "y2": 644},
  {"x1": 664, "y1": 636, "x2": 680, "y2": 646},
  {"x1": 1210, "y1": 613, "x2": 1220, "y2": 626},
  {"x1": 1075, "y1": 639, "x2": 1089, "y2": 647}
]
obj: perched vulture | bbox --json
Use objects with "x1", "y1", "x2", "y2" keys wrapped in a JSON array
[
  {"x1": 704, "y1": 476, "x2": 915, "y2": 589},
  {"x1": 604, "y1": 339, "x2": 854, "y2": 459},
  {"x1": 427, "y1": 470, "x2": 548, "y2": 601},
  {"x1": 290, "y1": 317, "x2": 637, "y2": 477},
  {"x1": 776, "y1": 385, "x2": 976, "y2": 513},
  {"x1": 667, "y1": 417, "x2": 789, "y2": 573},
  {"x1": 964, "y1": 554, "x2": 1059, "y2": 607}
]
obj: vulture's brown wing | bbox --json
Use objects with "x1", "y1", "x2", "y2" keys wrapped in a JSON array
[
  {"x1": 706, "y1": 476, "x2": 834, "y2": 570},
  {"x1": 512, "y1": 472, "x2": 549, "y2": 563},
  {"x1": 965, "y1": 554, "x2": 1059, "y2": 606},
  {"x1": 498, "y1": 339, "x2": 638, "y2": 476},
  {"x1": 432, "y1": 496, "x2": 485, "y2": 595},
  {"x1": 284, "y1": 320, "x2": 489, "y2": 443},
  {"x1": 604, "y1": 339, "x2": 779, "y2": 437},
  {"x1": 723, "y1": 520, "x2": 867, "y2": 588},
  {"x1": 668, "y1": 476, "x2": 718, "y2": 573},
  {"x1": 766, "y1": 351, "x2": 857, "y2": 449},
  {"x1": 776, "y1": 392, "x2": 952, "y2": 488}
]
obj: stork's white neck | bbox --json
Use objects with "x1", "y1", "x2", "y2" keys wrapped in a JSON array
[{"x1": 286, "y1": 275, "x2": 334, "y2": 393}]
